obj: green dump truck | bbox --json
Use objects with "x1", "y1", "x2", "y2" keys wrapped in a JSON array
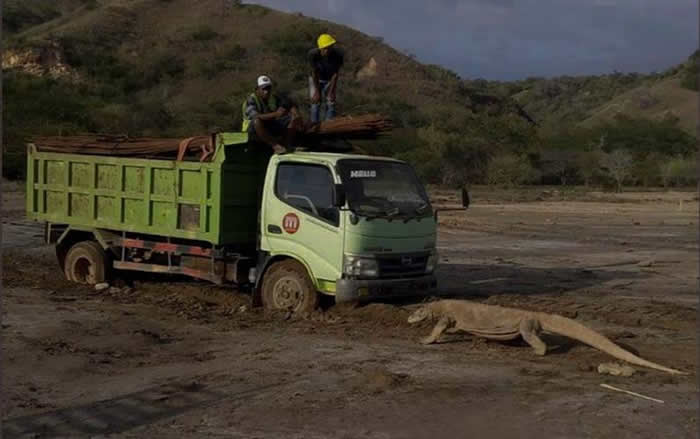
[{"x1": 26, "y1": 133, "x2": 468, "y2": 312}]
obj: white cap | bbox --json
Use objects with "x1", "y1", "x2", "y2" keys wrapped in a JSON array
[{"x1": 257, "y1": 75, "x2": 272, "y2": 88}]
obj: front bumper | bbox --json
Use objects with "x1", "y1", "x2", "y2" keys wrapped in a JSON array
[{"x1": 335, "y1": 274, "x2": 437, "y2": 303}]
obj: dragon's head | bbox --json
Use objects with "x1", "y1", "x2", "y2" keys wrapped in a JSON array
[{"x1": 407, "y1": 306, "x2": 433, "y2": 324}]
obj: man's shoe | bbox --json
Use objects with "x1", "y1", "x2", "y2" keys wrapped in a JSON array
[{"x1": 273, "y1": 144, "x2": 287, "y2": 154}]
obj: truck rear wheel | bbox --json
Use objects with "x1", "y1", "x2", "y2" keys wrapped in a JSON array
[
  {"x1": 261, "y1": 260, "x2": 319, "y2": 313},
  {"x1": 64, "y1": 241, "x2": 109, "y2": 285}
]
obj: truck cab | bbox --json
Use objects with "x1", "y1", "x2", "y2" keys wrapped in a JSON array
[{"x1": 255, "y1": 151, "x2": 448, "y2": 312}]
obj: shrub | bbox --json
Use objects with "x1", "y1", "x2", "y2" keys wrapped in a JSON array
[
  {"x1": 600, "y1": 148, "x2": 634, "y2": 192},
  {"x1": 3, "y1": 72, "x2": 103, "y2": 179},
  {"x1": 244, "y1": 4, "x2": 269, "y2": 16},
  {"x1": 58, "y1": 35, "x2": 129, "y2": 82},
  {"x1": 680, "y1": 51, "x2": 699, "y2": 91},
  {"x1": 125, "y1": 53, "x2": 185, "y2": 91},
  {"x1": 486, "y1": 153, "x2": 539, "y2": 188},
  {"x1": 630, "y1": 152, "x2": 662, "y2": 187},
  {"x1": 575, "y1": 149, "x2": 603, "y2": 187},
  {"x1": 223, "y1": 43, "x2": 247, "y2": 59},
  {"x1": 262, "y1": 22, "x2": 326, "y2": 66},
  {"x1": 83, "y1": 0, "x2": 99, "y2": 10},
  {"x1": 537, "y1": 148, "x2": 579, "y2": 185},
  {"x1": 660, "y1": 155, "x2": 697, "y2": 187},
  {"x1": 3, "y1": 2, "x2": 60, "y2": 34},
  {"x1": 190, "y1": 25, "x2": 219, "y2": 42}
]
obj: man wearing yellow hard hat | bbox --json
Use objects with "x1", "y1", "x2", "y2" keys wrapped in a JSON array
[{"x1": 308, "y1": 33, "x2": 344, "y2": 124}]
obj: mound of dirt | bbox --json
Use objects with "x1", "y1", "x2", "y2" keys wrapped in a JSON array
[
  {"x1": 352, "y1": 366, "x2": 411, "y2": 394},
  {"x1": 3, "y1": 249, "x2": 79, "y2": 292},
  {"x1": 336, "y1": 303, "x2": 411, "y2": 327}
]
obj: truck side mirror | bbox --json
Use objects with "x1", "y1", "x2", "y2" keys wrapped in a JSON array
[
  {"x1": 334, "y1": 184, "x2": 346, "y2": 208},
  {"x1": 461, "y1": 187, "x2": 470, "y2": 209}
]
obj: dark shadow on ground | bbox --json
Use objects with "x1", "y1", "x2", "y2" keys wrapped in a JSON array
[
  {"x1": 436, "y1": 262, "x2": 646, "y2": 298},
  {"x1": 2, "y1": 380, "x2": 286, "y2": 438},
  {"x1": 361, "y1": 262, "x2": 647, "y2": 309}
]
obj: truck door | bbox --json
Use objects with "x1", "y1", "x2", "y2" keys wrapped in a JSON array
[{"x1": 263, "y1": 161, "x2": 343, "y2": 285}]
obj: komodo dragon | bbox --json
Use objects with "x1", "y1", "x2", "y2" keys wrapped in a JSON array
[{"x1": 407, "y1": 300, "x2": 688, "y2": 375}]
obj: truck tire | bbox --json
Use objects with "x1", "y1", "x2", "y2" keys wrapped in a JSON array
[
  {"x1": 261, "y1": 260, "x2": 319, "y2": 313},
  {"x1": 64, "y1": 241, "x2": 109, "y2": 285}
]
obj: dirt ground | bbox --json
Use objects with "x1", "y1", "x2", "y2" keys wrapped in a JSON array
[{"x1": 1, "y1": 185, "x2": 698, "y2": 438}]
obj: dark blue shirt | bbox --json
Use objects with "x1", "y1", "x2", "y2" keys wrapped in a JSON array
[{"x1": 308, "y1": 47, "x2": 344, "y2": 81}]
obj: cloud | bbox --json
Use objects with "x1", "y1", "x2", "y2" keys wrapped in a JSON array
[{"x1": 246, "y1": 0, "x2": 698, "y2": 80}]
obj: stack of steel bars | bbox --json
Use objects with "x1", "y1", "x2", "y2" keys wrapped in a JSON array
[
  {"x1": 28, "y1": 113, "x2": 393, "y2": 159},
  {"x1": 30, "y1": 134, "x2": 213, "y2": 160},
  {"x1": 303, "y1": 114, "x2": 393, "y2": 139}
]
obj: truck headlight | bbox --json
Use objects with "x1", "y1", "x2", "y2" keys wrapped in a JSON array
[
  {"x1": 343, "y1": 254, "x2": 379, "y2": 278},
  {"x1": 426, "y1": 250, "x2": 438, "y2": 273}
]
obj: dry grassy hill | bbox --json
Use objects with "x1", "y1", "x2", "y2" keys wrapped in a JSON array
[
  {"x1": 4, "y1": 0, "x2": 470, "y2": 133},
  {"x1": 2, "y1": 0, "x2": 696, "y2": 186},
  {"x1": 582, "y1": 75, "x2": 698, "y2": 135}
]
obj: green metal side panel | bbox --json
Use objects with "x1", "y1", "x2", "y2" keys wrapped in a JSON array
[
  {"x1": 218, "y1": 139, "x2": 271, "y2": 247},
  {"x1": 26, "y1": 133, "x2": 269, "y2": 247}
]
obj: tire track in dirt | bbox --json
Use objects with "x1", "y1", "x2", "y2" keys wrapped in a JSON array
[{"x1": 3, "y1": 378, "x2": 290, "y2": 438}]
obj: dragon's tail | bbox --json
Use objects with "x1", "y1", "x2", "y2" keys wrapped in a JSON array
[{"x1": 540, "y1": 313, "x2": 688, "y2": 375}]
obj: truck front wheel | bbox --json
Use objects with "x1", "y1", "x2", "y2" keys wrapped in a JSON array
[
  {"x1": 261, "y1": 260, "x2": 319, "y2": 313},
  {"x1": 64, "y1": 241, "x2": 109, "y2": 285}
]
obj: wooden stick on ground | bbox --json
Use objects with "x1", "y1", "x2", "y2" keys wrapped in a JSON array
[{"x1": 600, "y1": 383, "x2": 665, "y2": 404}]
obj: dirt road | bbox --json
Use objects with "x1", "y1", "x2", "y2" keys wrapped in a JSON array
[{"x1": 2, "y1": 187, "x2": 697, "y2": 438}]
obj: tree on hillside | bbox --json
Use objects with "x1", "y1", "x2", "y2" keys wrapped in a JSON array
[
  {"x1": 486, "y1": 153, "x2": 539, "y2": 188},
  {"x1": 630, "y1": 152, "x2": 662, "y2": 187},
  {"x1": 680, "y1": 50, "x2": 699, "y2": 91},
  {"x1": 660, "y1": 154, "x2": 697, "y2": 187},
  {"x1": 595, "y1": 114, "x2": 695, "y2": 157},
  {"x1": 440, "y1": 139, "x2": 493, "y2": 187},
  {"x1": 539, "y1": 148, "x2": 579, "y2": 185},
  {"x1": 576, "y1": 149, "x2": 602, "y2": 187},
  {"x1": 600, "y1": 148, "x2": 634, "y2": 192}
]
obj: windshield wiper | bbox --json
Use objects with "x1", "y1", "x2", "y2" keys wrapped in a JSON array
[
  {"x1": 403, "y1": 203, "x2": 430, "y2": 223},
  {"x1": 353, "y1": 206, "x2": 401, "y2": 221},
  {"x1": 367, "y1": 207, "x2": 401, "y2": 221},
  {"x1": 386, "y1": 207, "x2": 400, "y2": 217}
]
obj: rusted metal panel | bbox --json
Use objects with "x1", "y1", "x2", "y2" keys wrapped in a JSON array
[
  {"x1": 113, "y1": 261, "x2": 223, "y2": 284},
  {"x1": 119, "y1": 238, "x2": 214, "y2": 257}
]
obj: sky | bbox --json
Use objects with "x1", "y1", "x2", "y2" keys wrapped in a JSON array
[{"x1": 246, "y1": 0, "x2": 699, "y2": 81}]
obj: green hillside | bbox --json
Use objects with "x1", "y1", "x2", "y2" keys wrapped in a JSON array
[
  {"x1": 581, "y1": 76, "x2": 697, "y2": 135},
  {"x1": 2, "y1": 0, "x2": 696, "y2": 188},
  {"x1": 3, "y1": 0, "x2": 88, "y2": 35},
  {"x1": 581, "y1": 53, "x2": 698, "y2": 135}
]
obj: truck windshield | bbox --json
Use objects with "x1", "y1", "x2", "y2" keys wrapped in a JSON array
[{"x1": 337, "y1": 159, "x2": 431, "y2": 219}]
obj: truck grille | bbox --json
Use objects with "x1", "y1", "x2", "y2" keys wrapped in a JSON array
[{"x1": 376, "y1": 253, "x2": 428, "y2": 278}]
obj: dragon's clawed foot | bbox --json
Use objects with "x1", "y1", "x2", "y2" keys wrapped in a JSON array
[{"x1": 533, "y1": 347, "x2": 547, "y2": 356}]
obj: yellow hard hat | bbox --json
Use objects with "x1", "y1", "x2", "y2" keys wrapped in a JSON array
[{"x1": 317, "y1": 33, "x2": 336, "y2": 49}]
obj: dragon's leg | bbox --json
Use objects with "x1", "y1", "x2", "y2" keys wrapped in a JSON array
[
  {"x1": 519, "y1": 318, "x2": 548, "y2": 356},
  {"x1": 420, "y1": 316, "x2": 453, "y2": 345}
]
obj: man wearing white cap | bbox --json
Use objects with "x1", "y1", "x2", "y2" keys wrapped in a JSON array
[{"x1": 241, "y1": 75, "x2": 302, "y2": 154}]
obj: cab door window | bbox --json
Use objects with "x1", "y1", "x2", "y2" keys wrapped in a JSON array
[{"x1": 275, "y1": 163, "x2": 339, "y2": 226}]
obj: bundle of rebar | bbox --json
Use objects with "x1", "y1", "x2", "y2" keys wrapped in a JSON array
[
  {"x1": 29, "y1": 114, "x2": 393, "y2": 160},
  {"x1": 30, "y1": 134, "x2": 213, "y2": 160},
  {"x1": 303, "y1": 114, "x2": 393, "y2": 139}
]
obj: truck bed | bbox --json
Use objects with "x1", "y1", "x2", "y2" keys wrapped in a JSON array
[{"x1": 26, "y1": 133, "x2": 269, "y2": 248}]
